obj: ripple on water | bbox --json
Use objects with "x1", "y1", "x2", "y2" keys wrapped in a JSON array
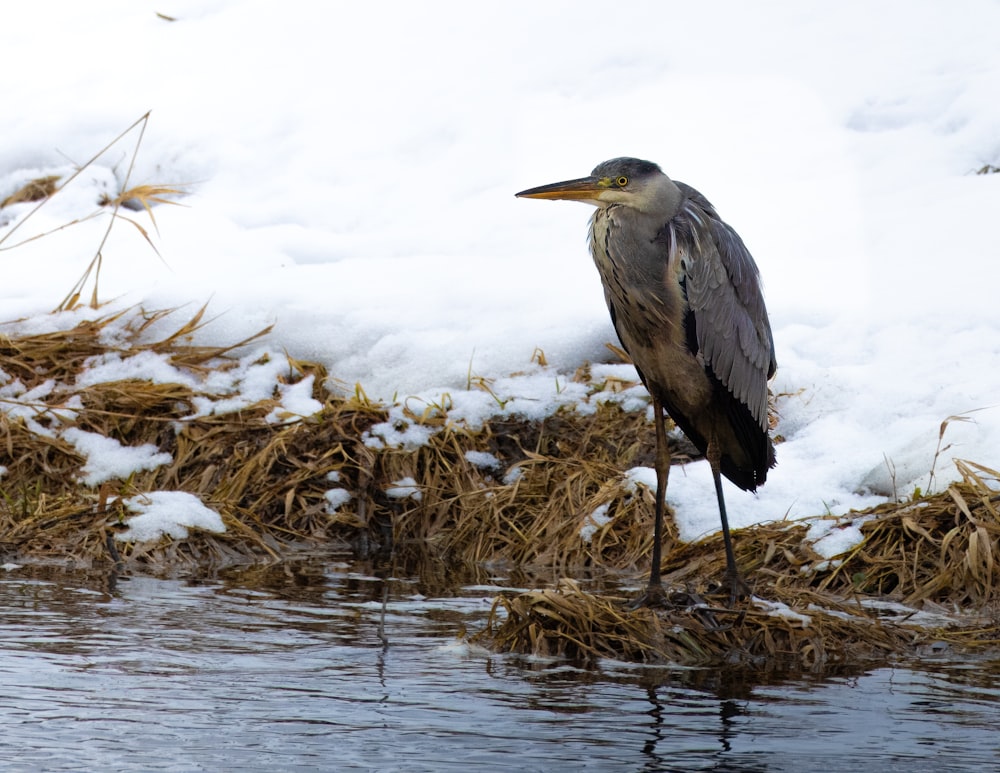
[{"x1": 0, "y1": 563, "x2": 998, "y2": 772}]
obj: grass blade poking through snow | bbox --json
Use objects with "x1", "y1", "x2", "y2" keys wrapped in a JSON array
[{"x1": 0, "y1": 111, "x2": 187, "y2": 312}]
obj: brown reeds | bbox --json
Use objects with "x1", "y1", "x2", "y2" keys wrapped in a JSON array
[
  {"x1": 1, "y1": 175, "x2": 61, "y2": 208},
  {"x1": 1, "y1": 306, "x2": 998, "y2": 666},
  {"x1": 477, "y1": 463, "x2": 1000, "y2": 668},
  {"x1": 478, "y1": 579, "x2": 924, "y2": 670}
]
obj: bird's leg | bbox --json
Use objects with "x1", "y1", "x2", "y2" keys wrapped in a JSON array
[
  {"x1": 650, "y1": 397, "x2": 671, "y2": 588},
  {"x1": 629, "y1": 397, "x2": 670, "y2": 609},
  {"x1": 707, "y1": 438, "x2": 750, "y2": 605}
]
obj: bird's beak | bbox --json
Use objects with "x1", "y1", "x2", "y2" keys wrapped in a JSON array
[{"x1": 515, "y1": 176, "x2": 606, "y2": 201}]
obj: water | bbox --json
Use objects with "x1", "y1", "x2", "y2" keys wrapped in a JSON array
[{"x1": 1, "y1": 559, "x2": 999, "y2": 772}]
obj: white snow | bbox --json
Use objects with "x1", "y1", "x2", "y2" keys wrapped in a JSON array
[
  {"x1": 76, "y1": 350, "x2": 199, "y2": 390},
  {"x1": 188, "y1": 349, "x2": 313, "y2": 419},
  {"x1": 502, "y1": 468, "x2": 525, "y2": 486},
  {"x1": 581, "y1": 503, "x2": 614, "y2": 544},
  {"x1": 0, "y1": 1, "x2": 998, "y2": 549},
  {"x1": 324, "y1": 488, "x2": 353, "y2": 515},
  {"x1": 624, "y1": 467, "x2": 658, "y2": 496},
  {"x1": 115, "y1": 491, "x2": 225, "y2": 543},
  {"x1": 0, "y1": 377, "x2": 65, "y2": 438},
  {"x1": 386, "y1": 478, "x2": 423, "y2": 502},
  {"x1": 465, "y1": 450, "x2": 502, "y2": 471},
  {"x1": 754, "y1": 598, "x2": 813, "y2": 628},
  {"x1": 265, "y1": 374, "x2": 324, "y2": 424},
  {"x1": 62, "y1": 428, "x2": 172, "y2": 486},
  {"x1": 806, "y1": 517, "x2": 874, "y2": 561}
]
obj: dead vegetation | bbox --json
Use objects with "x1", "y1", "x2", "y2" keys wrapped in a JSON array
[
  {"x1": 478, "y1": 458, "x2": 1000, "y2": 669},
  {"x1": 0, "y1": 112, "x2": 188, "y2": 312},
  {"x1": 0, "y1": 307, "x2": 670, "y2": 573},
  {"x1": 0, "y1": 175, "x2": 61, "y2": 208},
  {"x1": 1, "y1": 307, "x2": 999, "y2": 669},
  {"x1": 481, "y1": 580, "x2": 925, "y2": 670},
  {"x1": 6, "y1": 113, "x2": 998, "y2": 668}
]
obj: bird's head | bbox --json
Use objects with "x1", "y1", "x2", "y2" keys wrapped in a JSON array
[{"x1": 516, "y1": 157, "x2": 679, "y2": 214}]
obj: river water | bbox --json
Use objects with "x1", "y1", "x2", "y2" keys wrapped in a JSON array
[{"x1": 1, "y1": 558, "x2": 998, "y2": 771}]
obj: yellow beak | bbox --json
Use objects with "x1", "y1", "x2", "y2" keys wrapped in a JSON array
[{"x1": 515, "y1": 176, "x2": 606, "y2": 201}]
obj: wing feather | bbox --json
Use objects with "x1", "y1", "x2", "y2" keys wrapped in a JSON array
[{"x1": 676, "y1": 189, "x2": 776, "y2": 430}]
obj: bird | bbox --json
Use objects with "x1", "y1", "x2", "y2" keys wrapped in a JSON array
[{"x1": 516, "y1": 158, "x2": 776, "y2": 606}]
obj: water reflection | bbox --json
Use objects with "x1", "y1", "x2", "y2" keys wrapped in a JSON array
[{"x1": 0, "y1": 560, "x2": 998, "y2": 771}]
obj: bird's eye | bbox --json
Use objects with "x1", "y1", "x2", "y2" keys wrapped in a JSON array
[{"x1": 616, "y1": 176, "x2": 628, "y2": 187}]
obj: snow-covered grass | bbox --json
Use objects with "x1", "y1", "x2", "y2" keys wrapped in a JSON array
[
  {"x1": 115, "y1": 491, "x2": 225, "y2": 543},
  {"x1": 62, "y1": 427, "x2": 172, "y2": 487},
  {"x1": 1, "y1": 1, "x2": 999, "y2": 549}
]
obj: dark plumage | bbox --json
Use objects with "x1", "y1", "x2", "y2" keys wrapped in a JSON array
[{"x1": 517, "y1": 158, "x2": 776, "y2": 604}]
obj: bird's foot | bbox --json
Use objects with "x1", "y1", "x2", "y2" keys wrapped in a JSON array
[
  {"x1": 626, "y1": 584, "x2": 711, "y2": 611},
  {"x1": 626, "y1": 586, "x2": 740, "y2": 631},
  {"x1": 707, "y1": 570, "x2": 752, "y2": 607},
  {"x1": 725, "y1": 570, "x2": 752, "y2": 606},
  {"x1": 625, "y1": 582, "x2": 672, "y2": 610}
]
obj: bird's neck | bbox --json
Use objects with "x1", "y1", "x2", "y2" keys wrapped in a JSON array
[
  {"x1": 590, "y1": 205, "x2": 668, "y2": 291},
  {"x1": 633, "y1": 174, "x2": 684, "y2": 219},
  {"x1": 599, "y1": 203, "x2": 664, "y2": 245}
]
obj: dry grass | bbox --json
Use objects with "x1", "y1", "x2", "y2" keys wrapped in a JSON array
[
  {"x1": 476, "y1": 461, "x2": 1000, "y2": 668},
  {"x1": 1, "y1": 306, "x2": 999, "y2": 668},
  {"x1": 2, "y1": 307, "x2": 660, "y2": 571},
  {"x1": 478, "y1": 579, "x2": 928, "y2": 670},
  {"x1": 0, "y1": 112, "x2": 187, "y2": 312},
  {"x1": 823, "y1": 460, "x2": 1000, "y2": 605},
  {"x1": 1, "y1": 175, "x2": 61, "y2": 208}
]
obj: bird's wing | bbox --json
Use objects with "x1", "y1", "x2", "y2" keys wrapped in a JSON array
[{"x1": 682, "y1": 211, "x2": 775, "y2": 429}]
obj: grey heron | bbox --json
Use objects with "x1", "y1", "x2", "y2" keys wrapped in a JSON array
[{"x1": 516, "y1": 157, "x2": 776, "y2": 605}]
